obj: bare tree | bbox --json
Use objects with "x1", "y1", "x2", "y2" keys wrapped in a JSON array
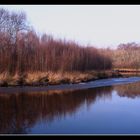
[{"x1": 0, "y1": 8, "x2": 112, "y2": 75}]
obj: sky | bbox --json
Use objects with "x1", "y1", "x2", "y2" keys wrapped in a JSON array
[{"x1": 0, "y1": 5, "x2": 140, "y2": 48}]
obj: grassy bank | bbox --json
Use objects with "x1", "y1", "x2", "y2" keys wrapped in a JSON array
[
  {"x1": 0, "y1": 70, "x2": 122, "y2": 87},
  {"x1": 113, "y1": 68, "x2": 140, "y2": 77}
]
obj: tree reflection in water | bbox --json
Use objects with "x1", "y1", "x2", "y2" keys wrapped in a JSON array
[
  {"x1": 114, "y1": 82, "x2": 140, "y2": 98},
  {"x1": 0, "y1": 86, "x2": 112, "y2": 134},
  {"x1": 1, "y1": 82, "x2": 140, "y2": 134}
]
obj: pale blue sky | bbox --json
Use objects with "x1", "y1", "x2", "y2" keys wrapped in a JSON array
[{"x1": 1, "y1": 5, "x2": 140, "y2": 48}]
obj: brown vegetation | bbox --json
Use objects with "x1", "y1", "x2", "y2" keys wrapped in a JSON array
[
  {"x1": 0, "y1": 8, "x2": 113, "y2": 86},
  {"x1": 112, "y1": 42, "x2": 140, "y2": 69},
  {"x1": 0, "y1": 8, "x2": 112, "y2": 74},
  {"x1": 0, "y1": 8, "x2": 140, "y2": 87},
  {"x1": 0, "y1": 70, "x2": 121, "y2": 86}
]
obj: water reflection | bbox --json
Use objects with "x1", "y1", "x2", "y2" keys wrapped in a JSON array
[
  {"x1": 0, "y1": 82, "x2": 140, "y2": 134},
  {"x1": 115, "y1": 82, "x2": 140, "y2": 98},
  {"x1": 0, "y1": 86, "x2": 112, "y2": 134}
]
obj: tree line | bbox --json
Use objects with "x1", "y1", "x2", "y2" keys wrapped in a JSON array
[
  {"x1": 112, "y1": 42, "x2": 140, "y2": 69},
  {"x1": 98, "y1": 43, "x2": 140, "y2": 70},
  {"x1": 0, "y1": 8, "x2": 112, "y2": 75},
  {"x1": 1, "y1": 8, "x2": 140, "y2": 75}
]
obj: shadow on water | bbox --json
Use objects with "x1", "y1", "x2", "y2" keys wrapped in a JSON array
[
  {"x1": 0, "y1": 86, "x2": 113, "y2": 134},
  {"x1": 0, "y1": 81, "x2": 140, "y2": 134}
]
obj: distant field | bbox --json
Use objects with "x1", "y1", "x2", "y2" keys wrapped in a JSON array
[{"x1": 113, "y1": 68, "x2": 140, "y2": 73}]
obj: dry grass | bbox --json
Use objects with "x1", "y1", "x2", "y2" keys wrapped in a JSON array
[
  {"x1": 0, "y1": 70, "x2": 121, "y2": 86},
  {"x1": 114, "y1": 68, "x2": 140, "y2": 71},
  {"x1": 26, "y1": 72, "x2": 48, "y2": 83}
]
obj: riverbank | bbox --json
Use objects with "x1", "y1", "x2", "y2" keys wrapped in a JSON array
[
  {"x1": 0, "y1": 77, "x2": 140, "y2": 94},
  {"x1": 0, "y1": 70, "x2": 122, "y2": 87},
  {"x1": 1, "y1": 70, "x2": 140, "y2": 87},
  {"x1": 113, "y1": 68, "x2": 140, "y2": 78}
]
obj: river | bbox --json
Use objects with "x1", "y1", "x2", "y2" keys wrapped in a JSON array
[{"x1": 0, "y1": 77, "x2": 140, "y2": 134}]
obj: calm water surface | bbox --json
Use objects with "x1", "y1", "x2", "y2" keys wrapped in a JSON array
[{"x1": 1, "y1": 78, "x2": 140, "y2": 134}]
